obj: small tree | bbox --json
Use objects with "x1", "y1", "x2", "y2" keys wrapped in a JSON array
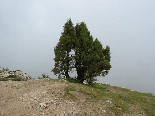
[
  {"x1": 52, "y1": 19, "x2": 76, "y2": 79},
  {"x1": 85, "y1": 39, "x2": 111, "y2": 84},
  {"x1": 52, "y1": 19, "x2": 111, "y2": 84},
  {"x1": 74, "y1": 22, "x2": 94, "y2": 83}
]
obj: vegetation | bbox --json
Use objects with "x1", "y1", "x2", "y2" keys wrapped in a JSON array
[
  {"x1": 52, "y1": 19, "x2": 111, "y2": 84},
  {"x1": 38, "y1": 73, "x2": 50, "y2": 79},
  {"x1": 63, "y1": 81, "x2": 155, "y2": 115},
  {"x1": 0, "y1": 77, "x2": 154, "y2": 115},
  {"x1": 0, "y1": 75, "x2": 22, "y2": 81},
  {"x1": 0, "y1": 77, "x2": 9, "y2": 81}
]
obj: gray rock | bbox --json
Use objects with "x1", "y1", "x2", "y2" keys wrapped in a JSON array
[
  {"x1": 39, "y1": 102, "x2": 47, "y2": 109},
  {"x1": 0, "y1": 67, "x2": 32, "y2": 81}
]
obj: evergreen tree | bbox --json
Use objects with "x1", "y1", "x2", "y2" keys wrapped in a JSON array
[
  {"x1": 85, "y1": 39, "x2": 111, "y2": 84},
  {"x1": 52, "y1": 19, "x2": 76, "y2": 79},
  {"x1": 74, "y1": 22, "x2": 94, "y2": 83},
  {"x1": 52, "y1": 19, "x2": 111, "y2": 84}
]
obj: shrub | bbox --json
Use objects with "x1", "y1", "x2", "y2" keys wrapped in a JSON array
[
  {"x1": 38, "y1": 73, "x2": 50, "y2": 79},
  {"x1": 0, "y1": 78, "x2": 9, "y2": 81},
  {"x1": 1, "y1": 75, "x2": 23, "y2": 81}
]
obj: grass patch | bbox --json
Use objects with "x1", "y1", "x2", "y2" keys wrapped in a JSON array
[
  {"x1": 65, "y1": 86, "x2": 76, "y2": 93},
  {"x1": 0, "y1": 78, "x2": 9, "y2": 81},
  {"x1": 69, "y1": 82, "x2": 155, "y2": 115},
  {"x1": 64, "y1": 86, "x2": 77, "y2": 99},
  {"x1": 38, "y1": 79, "x2": 155, "y2": 115}
]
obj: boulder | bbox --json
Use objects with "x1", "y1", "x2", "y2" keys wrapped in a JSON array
[{"x1": 0, "y1": 67, "x2": 32, "y2": 81}]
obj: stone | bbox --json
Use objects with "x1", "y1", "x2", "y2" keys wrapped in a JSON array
[
  {"x1": 0, "y1": 67, "x2": 32, "y2": 81},
  {"x1": 39, "y1": 102, "x2": 47, "y2": 109},
  {"x1": 102, "y1": 110, "x2": 107, "y2": 113}
]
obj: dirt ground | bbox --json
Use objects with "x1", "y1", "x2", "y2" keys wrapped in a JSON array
[{"x1": 0, "y1": 79, "x2": 109, "y2": 116}]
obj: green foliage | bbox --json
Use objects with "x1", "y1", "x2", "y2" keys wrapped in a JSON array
[
  {"x1": 7, "y1": 75, "x2": 22, "y2": 81},
  {"x1": 6, "y1": 75, "x2": 17, "y2": 78},
  {"x1": 52, "y1": 19, "x2": 76, "y2": 79},
  {"x1": 38, "y1": 73, "x2": 50, "y2": 79},
  {"x1": 52, "y1": 19, "x2": 111, "y2": 84},
  {"x1": 0, "y1": 77, "x2": 9, "y2": 81},
  {"x1": 0, "y1": 75, "x2": 22, "y2": 81},
  {"x1": 65, "y1": 86, "x2": 76, "y2": 94}
]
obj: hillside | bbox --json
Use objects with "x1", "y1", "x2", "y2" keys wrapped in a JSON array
[{"x1": 0, "y1": 79, "x2": 155, "y2": 116}]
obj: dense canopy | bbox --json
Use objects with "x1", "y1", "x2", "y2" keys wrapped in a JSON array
[{"x1": 52, "y1": 19, "x2": 111, "y2": 84}]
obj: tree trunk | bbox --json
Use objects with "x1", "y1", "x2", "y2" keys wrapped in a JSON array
[
  {"x1": 77, "y1": 68, "x2": 85, "y2": 83},
  {"x1": 65, "y1": 51, "x2": 70, "y2": 79}
]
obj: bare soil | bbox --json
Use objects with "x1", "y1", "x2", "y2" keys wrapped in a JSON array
[
  {"x1": 0, "y1": 79, "x2": 153, "y2": 116},
  {"x1": 0, "y1": 79, "x2": 108, "y2": 116}
]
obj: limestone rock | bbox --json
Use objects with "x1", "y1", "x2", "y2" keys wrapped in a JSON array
[{"x1": 0, "y1": 67, "x2": 32, "y2": 81}]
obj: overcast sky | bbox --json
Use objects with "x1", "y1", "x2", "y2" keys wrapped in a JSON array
[{"x1": 0, "y1": 0, "x2": 155, "y2": 94}]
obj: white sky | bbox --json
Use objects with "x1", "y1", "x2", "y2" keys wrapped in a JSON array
[{"x1": 0, "y1": 0, "x2": 155, "y2": 94}]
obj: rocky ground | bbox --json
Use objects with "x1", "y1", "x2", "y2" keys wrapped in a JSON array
[
  {"x1": 0, "y1": 79, "x2": 105, "y2": 116},
  {"x1": 0, "y1": 79, "x2": 154, "y2": 116}
]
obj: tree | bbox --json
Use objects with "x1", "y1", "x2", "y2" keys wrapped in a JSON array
[
  {"x1": 52, "y1": 19, "x2": 111, "y2": 84},
  {"x1": 74, "y1": 22, "x2": 94, "y2": 83},
  {"x1": 85, "y1": 39, "x2": 111, "y2": 84},
  {"x1": 52, "y1": 19, "x2": 76, "y2": 79}
]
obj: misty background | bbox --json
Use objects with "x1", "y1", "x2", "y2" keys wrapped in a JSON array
[{"x1": 0, "y1": 0, "x2": 155, "y2": 94}]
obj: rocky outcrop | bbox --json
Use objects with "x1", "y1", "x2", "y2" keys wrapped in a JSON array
[{"x1": 0, "y1": 67, "x2": 32, "y2": 81}]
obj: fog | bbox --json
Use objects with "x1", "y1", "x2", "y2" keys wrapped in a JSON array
[{"x1": 0, "y1": 0, "x2": 155, "y2": 94}]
